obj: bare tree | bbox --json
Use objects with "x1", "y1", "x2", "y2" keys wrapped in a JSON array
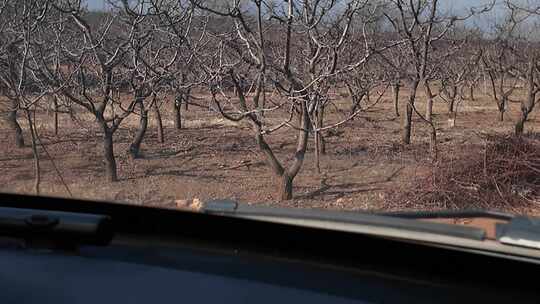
[
  {"x1": 384, "y1": 0, "x2": 493, "y2": 148},
  {"x1": 0, "y1": 0, "x2": 64, "y2": 193},
  {"x1": 0, "y1": 0, "x2": 34, "y2": 148},
  {"x1": 117, "y1": 1, "x2": 180, "y2": 158},
  {"x1": 439, "y1": 46, "x2": 483, "y2": 126},
  {"x1": 42, "y1": 3, "x2": 138, "y2": 181},
  {"x1": 481, "y1": 39, "x2": 518, "y2": 122},
  {"x1": 515, "y1": 55, "x2": 540, "y2": 135},
  {"x1": 380, "y1": 46, "x2": 406, "y2": 118},
  {"x1": 151, "y1": 1, "x2": 207, "y2": 131},
  {"x1": 192, "y1": 0, "x2": 388, "y2": 199},
  {"x1": 504, "y1": 1, "x2": 540, "y2": 135}
]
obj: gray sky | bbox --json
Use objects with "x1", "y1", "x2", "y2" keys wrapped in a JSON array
[
  {"x1": 87, "y1": 0, "x2": 105, "y2": 10},
  {"x1": 87, "y1": 0, "x2": 103, "y2": 10}
]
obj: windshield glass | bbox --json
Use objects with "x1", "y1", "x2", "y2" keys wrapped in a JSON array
[{"x1": 1, "y1": 0, "x2": 538, "y2": 220}]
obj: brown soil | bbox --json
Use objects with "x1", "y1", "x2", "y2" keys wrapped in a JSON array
[{"x1": 1, "y1": 88, "x2": 539, "y2": 214}]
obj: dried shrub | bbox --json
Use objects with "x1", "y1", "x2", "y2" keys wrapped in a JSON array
[{"x1": 386, "y1": 134, "x2": 540, "y2": 213}]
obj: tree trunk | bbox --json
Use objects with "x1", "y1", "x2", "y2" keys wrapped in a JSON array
[
  {"x1": 279, "y1": 174, "x2": 294, "y2": 201},
  {"x1": 315, "y1": 130, "x2": 321, "y2": 174},
  {"x1": 251, "y1": 99, "x2": 309, "y2": 202},
  {"x1": 424, "y1": 81, "x2": 434, "y2": 122},
  {"x1": 7, "y1": 102, "x2": 25, "y2": 147},
  {"x1": 53, "y1": 98, "x2": 59, "y2": 136},
  {"x1": 515, "y1": 98, "x2": 533, "y2": 136},
  {"x1": 280, "y1": 101, "x2": 310, "y2": 200},
  {"x1": 516, "y1": 59, "x2": 536, "y2": 135},
  {"x1": 469, "y1": 85, "x2": 475, "y2": 101},
  {"x1": 314, "y1": 106, "x2": 325, "y2": 174},
  {"x1": 425, "y1": 96, "x2": 433, "y2": 122},
  {"x1": 483, "y1": 73, "x2": 488, "y2": 95},
  {"x1": 365, "y1": 90, "x2": 371, "y2": 104},
  {"x1": 448, "y1": 110, "x2": 457, "y2": 128},
  {"x1": 403, "y1": 103, "x2": 414, "y2": 144},
  {"x1": 498, "y1": 97, "x2": 506, "y2": 122},
  {"x1": 515, "y1": 114, "x2": 526, "y2": 135},
  {"x1": 129, "y1": 101, "x2": 148, "y2": 159},
  {"x1": 515, "y1": 99, "x2": 535, "y2": 135},
  {"x1": 103, "y1": 128, "x2": 118, "y2": 182},
  {"x1": 319, "y1": 135, "x2": 326, "y2": 155},
  {"x1": 317, "y1": 105, "x2": 325, "y2": 155},
  {"x1": 184, "y1": 89, "x2": 190, "y2": 110},
  {"x1": 154, "y1": 102, "x2": 164, "y2": 143},
  {"x1": 392, "y1": 83, "x2": 400, "y2": 117},
  {"x1": 497, "y1": 100, "x2": 505, "y2": 122},
  {"x1": 402, "y1": 81, "x2": 419, "y2": 145},
  {"x1": 26, "y1": 110, "x2": 40, "y2": 195},
  {"x1": 448, "y1": 98, "x2": 455, "y2": 114},
  {"x1": 173, "y1": 97, "x2": 182, "y2": 129},
  {"x1": 429, "y1": 125, "x2": 438, "y2": 161},
  {"x1": 314, "y1": 105, "x2": 322, "y2": 174},
  {"x1": 348, "y1": 91, "x2": 365, "y2": 115}
]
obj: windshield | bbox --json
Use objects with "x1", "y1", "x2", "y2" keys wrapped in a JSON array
[{"x1": 0, "y1": 0, "x2": 539, "y2": 223}]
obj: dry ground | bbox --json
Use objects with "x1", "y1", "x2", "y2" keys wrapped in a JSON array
[{"x1": 1, "y1": 87, "x2": 539, "y2": 213}]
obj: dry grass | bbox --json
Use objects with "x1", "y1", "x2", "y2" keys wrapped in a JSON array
[{"x1": 386, "y1": 134, "x2": 540, "y2": 214}]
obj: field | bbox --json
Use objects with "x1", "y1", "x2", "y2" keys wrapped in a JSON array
[{"x1": 1, "y1": 87, "x2": 539, "y2": 213}]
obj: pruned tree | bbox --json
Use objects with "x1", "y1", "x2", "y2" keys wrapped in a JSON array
[
  {"x1": 42, "y1": 2, "x2": 138, "y2": 181},
  {"x1": 0, "y1": 0, "x2": 37, "y2": 148},
  {"x1": 115, "y1": 0, "x2": 184, "y2": 158},
  {"x1": 383, "y1": 0, "x2": 493, "y2": 150},
  {"x1": 378, "y1": 46, "x2": 406, "y2": 118},
  {"x1": 504, "y1": 1, "x2": 540, "y2": 135},
  {"x1": 192, "y1": 0, "x2": 389, "y2": 200},
  {"x1": 149, "y1": 0, "x2": 208, "y2": 132},
  {"x1": 481, "y1": 39, "x2": 519, "y2": 123},
  {"x1": 439, "y1": 46, "x2": 483, "y2": 126},
  {"x1": 514, "y1": 54, "x2": 540, "y2": 135},
  {"x1": 0, "y1": 0, "x2": 65, "y2": 193}
]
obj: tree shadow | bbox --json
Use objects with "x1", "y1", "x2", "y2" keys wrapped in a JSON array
[
  {"x1": 13, "y1": 172, "x2": 34, "y2": 181},
  {"x1": 0, "y1": 153, "x2": 34, "y2": 162},
  {"x1": 298, "y1": 182, "x2": 382, "y2": 200},
  {"x1": 219, "y1": 160, "x2": 266, "y2": 172},
  {"x1": 325, "y1": 161, "x2": 363, "y2": 173},
  {"x1": 142, "y1": 148, "x2": 192, "y2": 160},
  {"x1": 38, "y1": 133, "x2": 94, "y2": 146},
  {"x1": 140, "y1": 141, "x2": 218, "y2": 160},
  {"x1": 66, "y1": 162, "x2": 107, "y2": 181},
  {"x1": 298, "y1": 166, "x2": 404, "y2": 200},
  {"x1": 144, "y1": 166, "x2": 224, "y2": 182}
]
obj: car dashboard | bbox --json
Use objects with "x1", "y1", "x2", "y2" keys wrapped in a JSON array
[{"x1": 0, "y1": 193, "x2": 538, "y2": 304}]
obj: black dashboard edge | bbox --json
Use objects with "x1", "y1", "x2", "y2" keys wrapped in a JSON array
[{"x1": 0, "y1": 193, "x2": 538, "y2": 298}]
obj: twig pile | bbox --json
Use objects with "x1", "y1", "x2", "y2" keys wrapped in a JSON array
[{"x1": 386, "y1": 134, "x2": 540, "y2": 213}]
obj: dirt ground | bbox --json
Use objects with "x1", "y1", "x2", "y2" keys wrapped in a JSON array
[{"x1": 1, "y1": 87, "x2": 539, "y2": 213}]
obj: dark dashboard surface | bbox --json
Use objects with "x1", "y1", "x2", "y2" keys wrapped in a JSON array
[
  {"x1": 0, "y1": 248, "x2": 365, "y2": 304},
  {"x1": 0, "y1": 240, "x2": 530, "y2": 304},
  {"x1": 0, "y1": 194, "x2": 538, "y2": 304}
]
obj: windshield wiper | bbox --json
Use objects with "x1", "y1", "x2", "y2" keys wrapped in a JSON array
[
  {"x1": 376, "y1": 210, "x2": 514, "y2": 221},
  {"x1": 497, "y1": 217, "x2": 540, "y2": 250},
  {"x1": 197, "y1": 200, "x2": 540, "y2": 264},
  {"x1": 200, "y1": 200, "x2": 487, "y2": 241},
  {"x1": 0, "y1": 207, "x2": 113, "y2": 250},
  {"x1": 201, "y1": 200, "x2": 540, "y2": 257},
  {"x1": 376, "y1": 210, "x2": 540, "y2": 250}
]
